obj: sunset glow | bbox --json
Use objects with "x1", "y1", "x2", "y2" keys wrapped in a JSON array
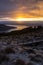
[
  {"x1": 0, "y1": 17, "x2": 43, "y2": 22},
  {"x1": 0, "y1": 0, "x2": 43, "y2": 23},
  {"x1": 15, "y1": 18, "x2": 43, "y2": 22}
]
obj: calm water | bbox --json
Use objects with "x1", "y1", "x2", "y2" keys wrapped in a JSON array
[{"x1": 5, "y1": 25, "x2": 28, "y2": 33}]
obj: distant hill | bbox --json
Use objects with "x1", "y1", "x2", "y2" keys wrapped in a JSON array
[{"x1": 0, "y1": 24, "x2": 16, "y2": 32}]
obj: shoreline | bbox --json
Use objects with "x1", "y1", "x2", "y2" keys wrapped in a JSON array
[{"x1": 0, "y1": 26, "x2": 43, "y2": 65}]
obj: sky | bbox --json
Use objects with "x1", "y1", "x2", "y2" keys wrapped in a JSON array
[{"x1": 0, "y1": 0, "x2": 43, "y2": 23}]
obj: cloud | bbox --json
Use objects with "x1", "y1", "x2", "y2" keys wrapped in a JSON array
[{"x1": 0, "y1": 0, "x2": 43, "y2": 19}]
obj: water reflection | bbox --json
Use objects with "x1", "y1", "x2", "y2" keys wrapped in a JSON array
[{"x1": 5, "y1": 25, "x2": 28, "y2": 33}]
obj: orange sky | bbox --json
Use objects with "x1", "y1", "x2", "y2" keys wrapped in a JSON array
[
  {"x1": 0, "y1": 0, "x2": 43, "y2": 22},
  {"x1": 11, "y1": 1, "x2": 43, "y2": 19}
]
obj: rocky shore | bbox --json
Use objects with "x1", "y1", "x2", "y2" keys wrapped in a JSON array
[{"x1": 0, "y1": 26, "x2": 43, "y2": 65}]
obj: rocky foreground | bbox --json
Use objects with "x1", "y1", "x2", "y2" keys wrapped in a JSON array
[{"x1": 0, "y1": 26, "x2": 43, "y2": 65}]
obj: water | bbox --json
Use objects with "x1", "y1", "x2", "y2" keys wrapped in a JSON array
[{"x1": 2, "y1": 25, "x2": 28, "y2": 33}]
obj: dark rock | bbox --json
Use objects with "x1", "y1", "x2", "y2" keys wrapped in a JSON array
[
  {"x1": 26, "y1": 49, "x2": 36, "y2": 54},
  {"x1": 27, "y1": 61, "x2": 35, "y2": 65},
  {"x1": 0, "y1": 53, "x2": 9, "y2": 64},
  {"x1": 31, "y1": 56, "x2": 41, "y2": 63},
  {"x1": 15, "y1": 59, "x2": 26, "y2": 65},
  {"x1": 4, "y1": 47, "x2": 15, "y2": 54}
]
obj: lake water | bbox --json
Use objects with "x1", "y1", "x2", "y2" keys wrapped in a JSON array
[{"x1": 5, "y1": 25, "x2": 28, "y2": 33}]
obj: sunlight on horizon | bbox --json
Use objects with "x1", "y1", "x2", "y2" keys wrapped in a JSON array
[
  {"x1": 15, "y1": 18, "x2": 43, "y2": 22},
  {"x1": 0, "y1": 17, "x2": 43, "y2": 23}
]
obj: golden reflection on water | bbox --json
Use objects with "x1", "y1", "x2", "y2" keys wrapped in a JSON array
[
  {"x1": 6, "y1": 25, "x2": 28, "y2": 30},
  {"x1": 17, "y1": 25, "x2": 28, "y2": 30}
]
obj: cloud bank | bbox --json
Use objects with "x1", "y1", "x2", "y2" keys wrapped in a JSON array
[{"x1": 0, "y1": 0, "x2": 43, "y2": 20}]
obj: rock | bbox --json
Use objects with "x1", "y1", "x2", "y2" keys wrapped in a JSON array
[
  {"x1": 4, "y1": 47, "x2": 15, "y2": 54},
  {"x1": 29, "y1": 53, "x2": 36, "y2": 58},
  {"x1": 27, "y1": 61, "x2": 35, "y2": 65},
  {"x1": 31, "y1": 56, "x2": 42, "y2": 63},
  {"x1": 15, "y1": 59, "x2": 26, "y2": 65},
  {"x1": 0, "y1": 53, "x2": 9, "y2": 64},
  {"x1": 26, "y1": 48, "x2": 36, "y2": 54}
]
